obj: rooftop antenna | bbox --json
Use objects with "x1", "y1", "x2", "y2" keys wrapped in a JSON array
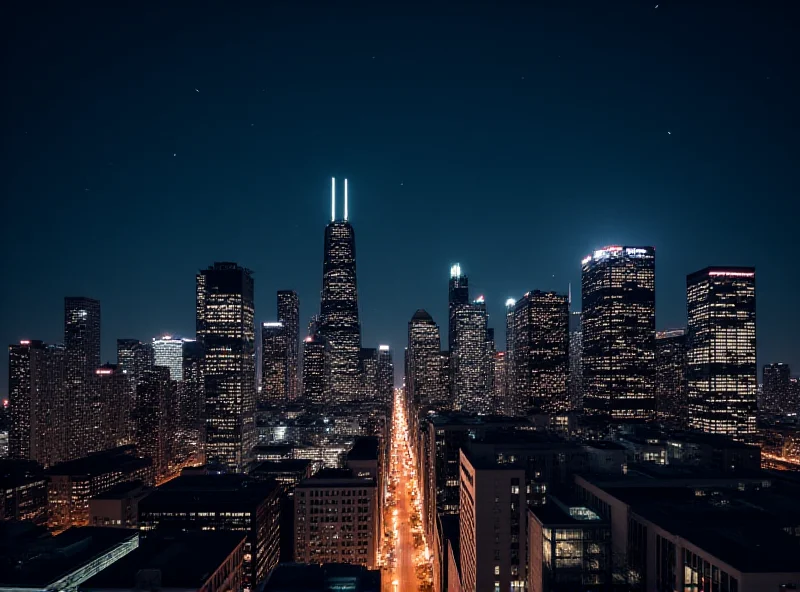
[
  {"x1": 331, "y1": 177, "x2": 336, "y2": 222},
  {"x1": 344, "y1": 178, "x2": 348, "y2": 221},
  {"x1": 568, "y1": 282, "x2": 572, "y2": 306}
]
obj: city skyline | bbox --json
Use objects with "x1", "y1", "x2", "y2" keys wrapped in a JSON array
[{"x1": 3, "y1": 1, "x2": 798, "y2": 392}]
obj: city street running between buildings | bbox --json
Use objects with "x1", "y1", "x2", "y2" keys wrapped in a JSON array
[{"x1": 382, "y1": 389, "x2": 433, "y2": 592}]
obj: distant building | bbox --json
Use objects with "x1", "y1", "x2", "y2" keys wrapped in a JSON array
[
  {"x1": 582, "y1": 246, "x2": 656, "y2": 419},
  {"x1": 504, "y1": 298, "x2": 518, "y2": 415},
  {"x1": 294, "y1": 468, "x2": 378, "y2": 568},
  {"x1": 8, "y1": 340, "x2": 70, "y2": 467},
  {"x1": 568, "y1": 310, "x2": 583, "y2": 412},
  {"x1": 46, "y1": 446, "x2": 154, "y2": 530},
  {"x1": 116, "y1": 339, "x2": 154, "y2": 387},
  {"x1": 135, "y1": 367, "x2": 177, "y2": 478},
  {"x1": 358, "y1": 347, "x2": 378, "y2": 400},
  {"x1": 376, "y1": 345, "x2": 394, "y2": 404},
  {"x1": 89, "y1": 364, "x2": 132, "y2": 454},
  {"x1": 0, "y1": 459, "x2": 47, "y2": 524},
  {"x1": 491, "y1": 351, "x2": 508, "y2": 415},
  {"x1": 0, "y1": 527, "x2": 139, "y2": 592},
  {"x1": 302, "y1": 335, "x2": 331, "y2": 405},
  {"x1": 407, "y1": 309, "x2": 445, "y2": 407},
  {"x1": 459, "y1": 449, "x2": 527, "y2": 592},
  {"x1": 151, "y1": 336, "x2": 184, "y2": 382},
  {"x1": 79, "y1": 532, "x2": 245, "y2": 592},
  {"x1": 261, "y1": 322, "x2": 287, "y2": 405},
  {"x1": 452, "y1": 297, "x2": 489, "y2": 414},
  {"x1": 655, "y1": 329, "x2": 688, "y2": 427},
  {"x1": 179, "y1": 340, "x2": 204, "y2": 456},
  {"x1": 138, "y1": 475, "x2": 280, "y2": 589},
  {"x1": 762, "y1": 362, "x2": 792, "y2": 414},
  {"x1": 687, "y1": 267, "x2": 757, "y2": 440},
  {"x1": 196, "y1": 262, "x2": 256, "y2": 472},
  {"x1": 277, "y1": 290, "x2": 300, "y2": 401},
  {"x1": 513, "y1": 290, "x2": 570, "y2": 413}
]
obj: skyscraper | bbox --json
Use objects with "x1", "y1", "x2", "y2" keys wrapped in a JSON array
[
  {"x1": 358, "y1": 348, "x2": 379, "y2": 400},
  {"x1": 89, "y1": 364, "x2": 132, "y2": 454},
  {"x1": 377, "y1": 345, "x2": 394, "y2": 405},
  {"x1": 277, "y1": 291, "x2": 300, "y2": 401},
  {"x1": 116, "y1": 339, "x2": 154, "y2": 387},
  {"x1": 261, "y1": 322, "x2": 287, "y2": 406},
  {"x1": 180, "y1": 340, "x2": 204, "y2": 458},
  {"x1": 196, "y1": 262, "x2": 256, "y2": 472},
  {"x1": 152, "y1": 336, "x2": 184, "y2": 382},
  {"x1": 687, "y1": 267, "x2": 757, "y2": 440},
  {"x1": 407, "y1": 310, "x2": 445, "y2": 408},
  {"x1": 452, "y1": 296, "x2": 489, "y2": 414},
  {"x1": 135, "y1": 366, "x2": 177, "y2": 478},
  {"x1": 655, "y1": 329, "x2": 688, "y2": 427},
  {"x1": 302, "y1": 335, "x2": 331, "y2": 405},
  {"x1": 513, "y1": 291, "x2": 570, "y2": 413},
  {"x1": 762, "y1": 362, "x2": 792, "y2": 414},
  {"x1": 491, "y1": 351, "x2": 508, "y2": 415},
  {"x1": 319, "y1": 178, "x2": 361, "y2": 403},
  {"x1": 504, "y1": 298, "x2": 518, "y2": 415},
  {"x1": 568, "y1": 311, "x2": 583, "y2": 412},
  {"x1": 64, "y1": 297, "x2": 101, "y2": 458},
  {"x1": 448, "y1": 263, "x2": 469, "y2": 398},
  {"x1": 8, "y1": 340, "x2": 70, "y2": 467},
  {"x1": 581, "y1": 246, "x2": 656, "y2": 419}
]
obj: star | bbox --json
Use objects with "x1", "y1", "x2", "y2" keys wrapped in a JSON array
[
  {"x1": 173, "y1": 153, "x2": 177, "y2": 156},
  {"x1": 667, "y1": 131, "x2": 671, "y2": 135},
  {"x1": 194, "y1": 88, "x2": 200, "y2": 93}
]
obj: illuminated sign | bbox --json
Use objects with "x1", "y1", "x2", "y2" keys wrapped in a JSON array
[
  {"x1": 379, "y1": 345, "x2": 390, "y2": 351},
  {"x1": 95, "y1": 369, "x2": 113, "y2": 375},
  {"x1": 625, "y1": 247, "x2": 649, "y2": 257},
  {"x1": 19, "y1": 340, "x2": 30, "y2": 345},
  {"x1": 708, "y1": 271, "x2": 754, "y2": 278},
  {"x1": 263, "y1": 322, "x2": 284, "y2": 327}
]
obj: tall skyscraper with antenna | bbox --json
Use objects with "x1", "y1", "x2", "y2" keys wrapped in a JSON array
[{"x1": 319, "y1": 178, "x2": 362, "y2": 403}]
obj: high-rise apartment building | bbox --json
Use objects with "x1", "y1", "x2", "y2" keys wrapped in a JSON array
[
  {"x1": 504, "y1": 298, "x2": 517, "y2": 415},
  {"x1": 407, "y1": 310, "x2": 445, "y2": 407},
  {"x1": 377, "y1": 345, "x2": 394, "y2": 405},
  {"x1": 261, "y1": 322, "x2": 287, "y2": 405},
  {"x1": 152, "y1": 336, "x2": 185, "y2": 382},
  {"x1": 302, "y1": 335, "x2": 331, "y2": 405},
  {"x1": 513, "y1": 291, "x2": 570, "y2": 413},
  {"x1": 196, "y1": 262, "x2": 256, "y2": 472},
  {"x1": 581, "y1": 246, "x2": 656, "y2": 419},
  {"x1": 89, "y1": 364, "x2": 132, "y2": 454},
  {"x1": 568, "y1": 310, "x2": 583, "y2": 412},
  {"x1": 655, "y1": 329, "x2": 688, "y2": 427},
  {"x1": 116, "y1": 339, "x2": 154, "y2": 387},
  {"x1": 762, "y1": 362, "x2": 792, "y2": 414},
  {"x1": 319, "y1": 179, "x2": 361, "y2": 403},
  {"x1": 180, "y1": 340, "x2": 205, "y2": 457},
  {"x1": 452, "y1": 297, "x2": 489, "y2": 413},
  {"x1": 135, "y1": 366, "x2": 177, "y2": 478},
  {"x1": 277, "y1": 291, "x2": 300, "y2": 401},
  {"x1": 687, "y1": 267, "x2": 757, "y2": 440},
  {"x1": 8, "y1": 340, "x2": 70, "y2": 467},
  {"x1": 65, "y1": 297, "x2": 101, "y2": 458},
  {"x1": 448, "y1": 263, "x2": 469, "y2": 402}
]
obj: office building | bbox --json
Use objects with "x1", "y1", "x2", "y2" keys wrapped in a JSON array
[
  {"x1": 459, "y1": 449, "x2": 527, "y2": 592},
  {"x1": 8, "y1": 340, "x2": 70, "y2": 467},
  {"x1": 504, "y1": 298, "x2": 517, "y2": 415},
  {"x1": 0, "y1": 527, "x2": 139, "y2": 592},
  {"x1": 179, "y1": 340, "x2": 204, "y2": 454},
  {"x1": 65, "y1": 297, "x2": 101, "y2": 459},
  {"x1": 303, "y1": 335, "x2": 331, "y2": 405},
  {"x1": 151, "y1": 336, "x2": 184, "y2": 382},
  {"x1": 138, "y1": 475, "x2": 280, "y2": 588},
  {"x1": 261, "y1": 322, "x2": 287, "y2": 405},
  {"x1": 47, "y1": 446, "x2": 154, "y2": 530},
  {"x1": 135, "y1": 367, "x2": 177, "y2": 479},
  {"x1": 196, "y1": 262, "x2": 256, "y2": 472},
  {"x1": 79, "y1": 532, "x2": 245, "y2": 592},
  {"x1": 568, "y1": 310, "x2": 583, "y2": 412},
  {"x1": 655, "y1": 329, "x2": 688, "y2": 427},
  {"x1": 452, "y1": 297, "x2": 489, "y2": 414},
  {"x1": 513, "y1": 290, "x2": 570, "y2": 413},
  {"x1": 88, "y1": 480, "x2": 150, "y2": 528},
  {"x1": 762, "y1": 362, "x2": 792, "y2": 414},
  {"x1": 686, "y1": 267, "x2": 757, "y2": 440},
  {"x1": 277, "y1": 290, "x2": 300, "y2": 401},
  {"x1": 318, "y1": 178, "x2": 361, "y2": 403},
  {"x1": 116, "y1": 339, "x2": 154, "y2": 388},
  {"x1": 358, "y1": 347, "x2": 378, "y2": 400},
  {"x1": 407, "y1": 309, "x2": 445, "y2": 407},
  {"x1": 581, "y1": 246, "x2": 656, "y2": 419},
  {"x1": 294, "y1": 468, "x2": 378, "y2": 568},
  {"x1": 89, "y1": 364, "x2": 132, "y2": 454},
  {"x1": 491, "y1": 351, "x2": 508, "y2": 415},
  {"x1": 376, "y1": 345, "x2": 394, "y2": 404},
  {"x1": 0, "y1": 459, "x2": 48, "y2": 523}
]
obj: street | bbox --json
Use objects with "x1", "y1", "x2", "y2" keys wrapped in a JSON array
[{"x1": 383, "y1": 389, "x2": 432, "y2": 592}]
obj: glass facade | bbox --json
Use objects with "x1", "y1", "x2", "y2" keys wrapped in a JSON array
[
  {"x1": 196, "y1": 262, "x2": 256, "y2": 472},
  {"x1": 453, "y1": 299, "x2": 489, "y2": 413},
  {"x1": 303, "y1": 335, "x2": 331, "y2": 405},
  {"x1": 261, "y1": 322, "x2": 287, "y2": 405},
  {"x1": 686, "y1": 267, "x2": 756, "y2": 440},
  {"x1": 152, "y1": 336, "x2": 184, "y2": 382},
  {"x1": 581, "y1": 246, "x2": 656, "y2": 419},
  {"x1": 655, "y1": 329, "x2": 688, "y2": 427}
]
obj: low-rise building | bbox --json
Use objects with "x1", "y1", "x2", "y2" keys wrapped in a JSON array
[
  {"x1": 0, "y1": 459, "x2": 47, "y2": 524},
  {"x1": 88, "y1": 480, "x2": 150, "y2": 528}
]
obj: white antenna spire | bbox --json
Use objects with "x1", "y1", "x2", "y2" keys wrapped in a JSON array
[
  {"x1": 344, "y1": 178, "x2": 348, "y2": 221},
  {"x1": 568, "y1": 282, "x2": 572, "y2": 306},
  {"x1": 331, "y1": 177, "x2": 336, "y2": 222}
]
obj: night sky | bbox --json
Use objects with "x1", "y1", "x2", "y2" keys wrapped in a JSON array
[{"x1": 2, "y1": 1, "x2": 798, "y2": 392}]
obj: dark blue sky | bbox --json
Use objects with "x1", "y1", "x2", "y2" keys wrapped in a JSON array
[{"x1": 2, "y1": 0, "x2": 798, "y2": 391}]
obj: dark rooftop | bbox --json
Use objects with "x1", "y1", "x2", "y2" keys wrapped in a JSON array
[
  {"x1": 297, "y1": 468, "x2": 376, "y2": 488},
  {"x1": 250, "y1": 459, "x2": 312, "y2": 475},
  {"x1": 45, "y1": 446, "x2": 151, "y2": 477},
  {"x1": 529, "y1": 499, "x2": 608, "y2": 527},
  {"x1": 90, "y1": 479, "x2": 146, "y2": 501},
  {"x1": 346, "y1": 437, "x2": 380, "y2": 461},
  {"x1": 0, "y1": 527, "x2": 138, "y2": 587},
  {"x1": 79, "y1": 532, "x2": 245, "y2": 590},
  {"x1": 584, "y1": 441, "x2": 627, "y2": 451},
  {"x1": 139, "y1": 475, "x2": 278, "y2": 511},
  {"x1": 252, "y1": 444, "x2": 293, "y2": 456},
  {"x1": 264, "y1": 563, "x2": 381, "y2": 592}
]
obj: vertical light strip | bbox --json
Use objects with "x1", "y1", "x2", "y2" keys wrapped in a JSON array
[
  {"x1": 344, "y1": 178, "x2": 348, "y2": 221},
  {"x1": 331, "y1": 177, "x2": 336, "y2": 222}
]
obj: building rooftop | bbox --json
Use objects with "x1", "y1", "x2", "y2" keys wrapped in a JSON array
[
  {"x1": 0, "y1": 458, "x2": 45, "y2": 487},
  {"x1": 428, "y1": 411, "x2": 530, "y2": 428},
  {"x1": 139, "y1": 475, "x2": 278, "y2": 511},
  {"x1": 250, "y1": 459, "x2": 312, "y2": 475},
  {"x1": 529, "y1": 498, "x2": 607, "y2": 527},
  {"x1": 79, "y1": 532, "x2": 245, "y2": 590},
  {"x1": 0, "y1": 527, "x2": 138, "y2": 588},
  {"x1": 90, "y1": 479, "x2": 147, "y2": 501},
  {"x1": 264, "y1": 563, "x2": 381, "y2": 592},
  {"x1": 45, "y1": 446, "x2": 151, "y2": 477},
  {"x1": 252, "y1": 444, "x2": 294, "y2": 457},
  {"x1": 346, "y1": 437, "x2": 380, "y2": 461},
  {"x1": 296, "y1": 468, "x2": 376, "y2": 488},
  {"x1": 584, "y1": 441, "x2": 627, "y2": 451}
]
